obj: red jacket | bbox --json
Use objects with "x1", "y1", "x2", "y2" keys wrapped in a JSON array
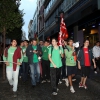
[{"x1": 4, "y1": 46, "x2": 21, "y2": 71}]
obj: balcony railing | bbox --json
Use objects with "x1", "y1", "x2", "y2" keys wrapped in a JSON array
[
  {"x1": 44, "y1": 0, "x2": 57, "y2": 18},
  {"x1": 62, "y1": 0, "x2": 80, "y2": 13}
]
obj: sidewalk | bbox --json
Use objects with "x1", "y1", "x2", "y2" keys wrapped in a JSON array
[{"x1": 0, "y1": 67, "x2": 100, "y2": 100}]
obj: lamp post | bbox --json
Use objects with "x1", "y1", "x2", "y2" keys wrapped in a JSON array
[
  {"x1": 55, "y1": 10, "x2": 64, "y2": 23},
  {"x1": 55, "y1": 10, "x2": 64, "y2": 35}
]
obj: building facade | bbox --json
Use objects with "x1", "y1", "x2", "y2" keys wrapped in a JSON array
[
  {"x1": 37, "y1": 0, "x2": 45, "y2": 40},
  {"x1": 28, "y1": 20, "x2": 33, "y2": 39},
  {"x1": 22, "y1": 31, "x2": 26, "y2": 40},
  {"x1": 31, "y1": 8, "x2": 38, "y2": 38},
  {"x1": 42, "y1": 0, "x2": 100, "y2": 47},
  {"x1": 30, "y1": 0, "x2": 100, "y2": 47}
]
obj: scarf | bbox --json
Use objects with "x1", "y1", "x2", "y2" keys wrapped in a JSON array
[{"x1": 4, "y1": 46, "x2": 21, "y2": 71}]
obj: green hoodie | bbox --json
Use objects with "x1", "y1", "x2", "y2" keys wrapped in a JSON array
[{"x1": 65, "y1": 46, "x2": 76, "y2": 66}]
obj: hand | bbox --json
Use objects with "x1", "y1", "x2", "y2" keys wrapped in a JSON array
[
  {"x1": 33, "y1": 50, "x2": 38, "y2": 54},
  {"x1": 72, "y1": 52, "x2": 76, "y2": 56},
  {"x1": 94, "y1": 64, "x2": 96, "y2": 69},
  {"x1": 72, "y1": 46, "x2": 75, "y2": 51},
  {"x1": 96, "y1": 57, "x2": 99, "y2": 60},
  {"x1": 78, "y1": 65, "x2": 81, "y2": 70},
  {"x1": 59, "y1": 50, "x2": 62, "y2": 54},
  {"x1": 17, "y1": 62, "x2": 21, "y2": 66},
  {"x1": 5, "y1": 62, "x2": 9, "y2": 66},
  {"x1": 23, "y1": 52, "x2": 26, "y2": 54},
  {"x1": 53, "y1": 64, "x2": 57, "y2": 68}
]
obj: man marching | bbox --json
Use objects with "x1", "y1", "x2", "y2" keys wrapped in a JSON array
[{"x1": 3, "y1": 39, "x2": 23, "y2": 97}]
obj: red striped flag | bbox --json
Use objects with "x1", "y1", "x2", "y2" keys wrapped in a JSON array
[{"x1": 58, "y1": 17, "x2": 68, "y2": 46}]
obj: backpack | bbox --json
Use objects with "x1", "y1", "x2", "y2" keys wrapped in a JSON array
[{"x1": 64, "y1": 46, "x2": 69, "y2": 52}]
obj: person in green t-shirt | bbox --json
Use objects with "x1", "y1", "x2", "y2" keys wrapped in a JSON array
[
  {"x1": 64, "y1": 38, "x2": 77, "y2": 93},
  {"x1": 19, "y1": 40, "x2": 24, "y2": 78},
  {"x1": 26, "y1": 38, "x2": 42, "y2": 87},
  {"x1": 3, "y1": 39, "x2": 23, "y2": 97},
  {"x1": 22, "y1": 40, "x2": 29, "y2": 82},
  {"x1": 41, "y1": 40, "x2": 50, "y2": 83},
  {"x1": 48, "y1": 38, "x2": 64, "y2": 95}
]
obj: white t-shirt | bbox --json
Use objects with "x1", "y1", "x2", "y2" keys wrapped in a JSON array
[{"x1": 93, "y1": 46, "x2": 100, "y2": 58}]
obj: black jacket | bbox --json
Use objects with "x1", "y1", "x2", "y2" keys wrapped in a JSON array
[
  {"x1": 26, "y1": 45, "x2": 42, "y2": 64},
  {"x1": 77, "y1": 48, "x2": 94, "y2": 67}
]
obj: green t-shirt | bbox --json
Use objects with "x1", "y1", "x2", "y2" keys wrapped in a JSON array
[
  {"x1": 32, "y1": 45, "x2": 38, "y2": 63},
  {"x1": 42, "y1": 46, "x2": 49, "y2": 60},
  {"x1": 22, "y1": 46, "x2": 28, "y2": 62},
  {"x1": 48, "y1": 46, "x2": 63, "y2": 68},
  {"x1": 3, "y1": 46, "x2": 23, "y2": 67},
  {"x1": 65, "y1": 46, "x2": 76, "y2": 66}
]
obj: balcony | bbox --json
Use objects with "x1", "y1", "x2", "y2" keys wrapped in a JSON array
[
  {"x1": 62, "y1": 0, "x2": 80, "y2": 13},
  {"x1": 44, "y1": 0, "x2": 62, "y2": 21},
  {"x1": 38, "y1": 6, "x2": 44, "y2": 19},
  {"x1": 44, "y1": 0, "x2": 57, "y2": 17},
  {"x1": 43, "y1": 0, "x2": 50, "y2": 7}
]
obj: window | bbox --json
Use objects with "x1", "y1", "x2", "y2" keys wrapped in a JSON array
[{"x1": 39, "y1": 1, "x2": 40, "y2": 7}]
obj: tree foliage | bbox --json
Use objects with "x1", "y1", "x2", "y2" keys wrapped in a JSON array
[
  {"x1": 0, "y1": 0, "x2": 24, "y2": 80},
  {"x1": 0, "y1": 0, "x2": 24, "y2": 33}
]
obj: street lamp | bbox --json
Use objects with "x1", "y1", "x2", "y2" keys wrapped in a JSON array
[{"x1": 55, "y1": 10, "x2": 64, "y2": 23}]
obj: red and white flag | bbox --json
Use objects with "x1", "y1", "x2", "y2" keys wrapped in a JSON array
[{"x1": 58, "y1": 17, "x2": 68, "y2": 46}]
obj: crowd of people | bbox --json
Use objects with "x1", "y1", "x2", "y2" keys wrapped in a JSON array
[{"x1": 2, "y1": 37, "x2": 100, "y2": 97}]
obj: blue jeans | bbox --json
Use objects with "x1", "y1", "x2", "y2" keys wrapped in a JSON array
[
  {"x1": 22, "y1": 62, "x2": 29, "y2": 82},
  {"x1": 30, "y1": 62, "x2": 40, "y2": 85}
]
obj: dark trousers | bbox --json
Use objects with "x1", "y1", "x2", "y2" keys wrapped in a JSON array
[
  {"x1": 50, "y1": 68, "x2": 61, "y2": 92},
  {"x1": 62, "y1": 64, "x2": 66, "y2": 78},
  {"x1": 19, "y1": 65, "x2": 23, "y2": 77},
  {"x1": 42, "y1": 59, "x2": 50, "y2": 80},
  {"x1": 94, "y1": 58, "x2": 100, "y2": 71},
  {"x1": 22, "y1": 62, "x2": 29, "y2": 82}
]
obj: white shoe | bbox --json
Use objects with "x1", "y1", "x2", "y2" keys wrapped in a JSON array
[
  {"x1": 52, "y1": 92, "x2": 57, "y2": 95},
  {"x1": 47, "y1": 80, "x2": 50, "y2": 83},
  {"x1": 72, "y1": 79, "x2": 76, "y2": 81},
  {"x1": 57, "y1": 88, "x2": 59, "y2": 92},
  {"x1": 70, "y1": 86, "x2": 75, "y2": 93},
  {"x1": 94, "y1": 71, "x2": 97, "y2": 74},
  {"x1": 58, "y1": 80, "x2": 62, "y2": 84},
  {"x1": 62, "y1": 78, "x2": 66, "y2": 81},
  {"x1": 41, "y1": 80, "x2": 46, "y2": 83},
  {"x1": 65, "y1": 79, "x2": 69, "y2": 87}
]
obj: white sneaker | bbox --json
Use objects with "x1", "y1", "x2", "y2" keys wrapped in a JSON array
[
  {"x1": 58, "y1": 80, "x2": 62, "y2": 84},
  {"x1": 65, "y1": 79, "x2": 69, "y2": 87},
  {"x1": 57, "y1": 88, "x2": 59, "y2": 92},
  {"x1": 41, "y1": 80, "x2": 46, "y2": 83},
  {"x1": 72, "y1": 79, "x2": 76, "y2": 81},
  {"x1": 47, "y1": 80, "x2": 50, "y2": 83},
  {"x1": 70, "y1": 86, "x2": 75, "y2": 93},
  {"x1": 62, "y1": 78, "x2": 66, "y2": 81},
  {"x1": 52, "y1": 92, "x2": 57, "y2": 95},
  {"x1": 94, "y1": 71, "x2": 97, "y2": 74}
]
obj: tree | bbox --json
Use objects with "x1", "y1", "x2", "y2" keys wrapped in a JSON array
[{"x1": 0, "y1": 0, "x2": 24, "y2": 80}]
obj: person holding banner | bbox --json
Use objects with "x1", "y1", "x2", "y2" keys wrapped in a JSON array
[
  {"x1": 3, "y1": 39, "x2": 23, "y2": 97},
  {"x1": 64, "y1": 38, "x2": 77, "y2": 93}
]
